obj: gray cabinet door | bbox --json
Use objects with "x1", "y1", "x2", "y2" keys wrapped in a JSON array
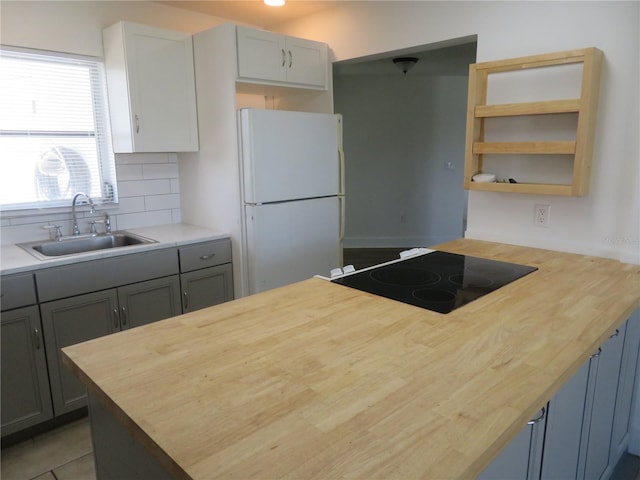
[
  {"x1": 477, "y1": 409, "x2": 546, "y2": 480},
  {"x1": 580, "y1": 322, "x2": 627, "y2": 480},
  {"x1": 180, "y1": 264, "x2": 233, "y2": 313},
  {"x1": 118, "y1": 275, "x2": 181, "y2": 329},
  {"x1": 540, "y1": 359, "x2": 591, "y2": 479},
  {"x1": 1, "y1": 306, "x2": 53, "y2": 436},
  {"x1": 41, "y1": 290, "x2": 119, "y2": 415},
  {"x1": 609, "y1": 310, "x2": 640, "y2": 465}
]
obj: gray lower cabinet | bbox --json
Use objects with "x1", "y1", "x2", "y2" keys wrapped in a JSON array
[
  {"x1": 477, "y1": 408, "x2": 546, "y2": 480},
  {"x1": 41, "y1": 275, "x2": 181, "y2": 415},
  {"x1": 609, "y1": 309, "x2": 640, "y2": 467},
  {"x1": 180, "y1": 264, "x2": 233, "y2": 313},
  {"x1": 580, "y1": 322, "x2": 627, "y2": 480},
  {"x1": 2, "y1": 240, "x2": 233, "y2": 436},
  {"x1": 540, "y1": 360, "x2": 590, "y2": 479},
  {"x1": 540, "y1": 312, "x2": 637, "y2": 480},
  {"x1": 1, "y1": 305, "x2": 54, "y2": 436},
  {"x1": 480, "y1": 310, "x2": 639, "y2": 480},
  {"x1": 179, "y1": 239, "x2": 233, "y2": 313}
]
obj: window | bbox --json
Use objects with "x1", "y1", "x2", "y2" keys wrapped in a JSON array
[{"x1": 0, "y1": 47, "x2": 117, "y2": 211}]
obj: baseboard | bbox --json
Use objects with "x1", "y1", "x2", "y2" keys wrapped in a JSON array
[{"x1": 343, "y1": 235, "x2": 460, "y2": 249}]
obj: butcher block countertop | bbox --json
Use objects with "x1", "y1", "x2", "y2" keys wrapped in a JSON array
[{"x1": 62, "y1": 239, "x2": 640, "y2": 480}]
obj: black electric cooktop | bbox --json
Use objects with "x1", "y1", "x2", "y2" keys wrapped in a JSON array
[{"x1": 331, "y1": 250, "x2": 537, "y2": 314}]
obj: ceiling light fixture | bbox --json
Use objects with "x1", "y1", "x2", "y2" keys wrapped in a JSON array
[
  {"x1": 393, "y1": 57, "x2": 419, "y2": 74},
  {"x1": 264, "y1": 0, "x2": 285, "y2": 6}
]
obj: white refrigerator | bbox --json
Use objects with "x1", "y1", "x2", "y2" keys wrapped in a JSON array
[{"x1": 239, "y1": 108, "x2": 345, "y2": 295}]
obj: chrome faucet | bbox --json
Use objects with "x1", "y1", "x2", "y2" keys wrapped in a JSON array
[{"x1": 71, "y1": 192, "x2": 95, "y2": 236}]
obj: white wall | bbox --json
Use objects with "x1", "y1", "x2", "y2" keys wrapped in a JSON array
[
  {"x1": 0, "y1": 1, "x2": 227, "y2": 244},
  {"x1": 334, "y1": 72, "x2": 469, "y2": 247},
  {"x1": 274, "y1": 1, "x2": 640, "y2": 264}
]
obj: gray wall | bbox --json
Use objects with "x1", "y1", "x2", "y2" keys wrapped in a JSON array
[{"x1": 335, "y1": 72, "x2": 469, "y2": 248}]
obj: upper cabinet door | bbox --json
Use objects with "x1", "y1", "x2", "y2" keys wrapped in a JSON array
[
  {"x1": 285, "y1": 35, "x2": 327, "y2": 88},
  {"x1": 236, "y1": 26, "x2": 287, "y2": 83},
  {"x1": 103, "y1": 22, "x2": 199, "y2": 153},
  {"x1": 236, "y1": 26, "x2": 328, "y2": 90}
]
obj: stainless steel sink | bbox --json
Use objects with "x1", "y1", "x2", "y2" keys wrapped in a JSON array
[{"x1": 18, "y1": 232, "x2": 157, "y2": 260}]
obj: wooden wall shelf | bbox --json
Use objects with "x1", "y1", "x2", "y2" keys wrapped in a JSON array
[{"x1": 463, "y1": 48, "x2": 603, "y2": 196}]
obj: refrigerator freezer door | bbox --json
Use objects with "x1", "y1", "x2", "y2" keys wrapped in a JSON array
[
  {"x1": 240, "y1": 109, "x2": 340, "y2": 204},
  {"x1": 245, "y1": 196, "x2": 341, "y2": 294}
]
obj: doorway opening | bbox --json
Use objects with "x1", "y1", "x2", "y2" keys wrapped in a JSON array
[{"x1": 334, "y1": 37, "x2": 477, "y2": 268}]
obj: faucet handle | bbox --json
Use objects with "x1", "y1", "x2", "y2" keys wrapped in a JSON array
[
  {"x1": 43, "y1": 224, "x2": 63, "y2": 241},
  {"x1": 91, "y1": 213, "x2": 111, "y2": 234}
]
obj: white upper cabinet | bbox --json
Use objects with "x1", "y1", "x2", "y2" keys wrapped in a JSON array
[
  {"x1": 103, "y1": 22, "x2": 199, "y2": 153},
  {"x1": 236, "y1": 26, "x2": 328, "y2": 90}
]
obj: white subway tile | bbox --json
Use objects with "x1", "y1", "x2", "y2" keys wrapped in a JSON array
[
  {"x1": 118, "y1": 180, "x2": 172, "y2": 198},
  {"x1": 116, "y1": 153, "x2": 171, "y2": 165},
  {"x1": 145, "y1": 194, "x2": 180, "y2": 211},
  {"x1": 116, "y1": 164, "x2": 143, "y2": 181},
  {"x1": 143, "y1": 163, "x2": 179, "y2": 180},
  {"x1": 112, "y1": 196, "x2": 146, "y2": 214},
  {"x1": 116, "y1": 210, "x2": 173, "y2": 230}
]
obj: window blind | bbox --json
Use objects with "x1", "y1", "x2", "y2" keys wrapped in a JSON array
[{"x1": 0, "y1": 47, "x2": 118, "y2": 211}]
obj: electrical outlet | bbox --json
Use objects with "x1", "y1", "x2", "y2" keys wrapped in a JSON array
[{"x1": 534, "y1": 204, "x2": 551, "y2": 227}]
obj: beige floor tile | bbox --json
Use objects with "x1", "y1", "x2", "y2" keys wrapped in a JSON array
[
  {"x1": 1, "y1": 418, "x2": 92, "y2": 480},
  {"x1": 53, "y1": 453, "x2": 96, "y2": 480}
]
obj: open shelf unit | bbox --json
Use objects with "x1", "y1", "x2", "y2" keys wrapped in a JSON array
[{"x1": 463, "y1": 47, "x2": 603, "y2": 196}]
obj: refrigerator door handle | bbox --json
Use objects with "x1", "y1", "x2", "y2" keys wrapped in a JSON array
[
  {"x1": 339, "y1": 195, "x2": 345, "y2": 243},
  {"x1": 337, "y1": 115, "x2": 345, "y2": 196}
]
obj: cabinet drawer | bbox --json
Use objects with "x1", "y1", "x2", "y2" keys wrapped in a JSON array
[
  {"x1": 179, "y1": 239, "x2": 231, "y2": 272},
  {"x1": 1, "y1": 273, "x2": 37, "y2": 311},
  {"x1": 36, "y1": 248, "x2": 179, "y2": 302}
]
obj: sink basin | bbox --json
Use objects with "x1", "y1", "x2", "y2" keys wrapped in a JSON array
[{"x1": 18, "y1": 232, "x2": 157, "y2": 260}]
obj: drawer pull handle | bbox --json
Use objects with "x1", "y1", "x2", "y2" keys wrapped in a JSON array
[
  {"x1": 528, "y1": 407, "x2": 546, "y2": 425},
  {"x1": 200, "y1": 253, "x2": 215, "y2": 260},
  {"x1": 183, "y1": 291, "x2": 189, "y2": 310},
  {"x1": 288, "y1": 50, "x2": 293, "y2": 68},
  {"x1": 590, "y1": 347, "x2": 602, "y2": 359},
  {"x1": 121, "y1": 306, "x2": 127, "y2": 326},
  {"x1": 33, "y1": 328, "x2": 41, "y2": 350},
  {"x1": 281, "y1": 48, "x2": 286, "y2": 67},
  {"x1": 609, "y1": 329, "x2": 620, "y2": 338},
  {"x1": 135, "y1": 114, "x2": 140, "y2": 133},
  {"x1": 113, "y1": 308, "x2": 119, "y2": 329}
]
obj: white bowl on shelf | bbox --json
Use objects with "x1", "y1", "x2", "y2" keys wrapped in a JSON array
[{"x1": 472, "y1": 173, "x2": 497, "y2": 183}]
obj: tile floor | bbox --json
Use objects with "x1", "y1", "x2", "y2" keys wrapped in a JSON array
[{"x1": 1, "y1": 417, "x2": 95, "y2": 480}]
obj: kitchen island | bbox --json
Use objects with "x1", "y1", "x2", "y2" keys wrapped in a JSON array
[{"x1": 62, "y1": 239, "x2": 640, "y2": 479}]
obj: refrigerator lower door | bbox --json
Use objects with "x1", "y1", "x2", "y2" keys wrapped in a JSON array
[{"x1": 245, "y1": 196, "x2": 341, "y2": 294}]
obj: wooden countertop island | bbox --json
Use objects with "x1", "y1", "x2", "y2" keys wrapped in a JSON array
[{"x1": 62, "y1": 239, "x2": 640, "y2": 479}]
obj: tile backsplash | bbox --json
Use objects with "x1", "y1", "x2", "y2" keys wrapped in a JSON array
[{"x1": 0, "y1": 153, "x2": 181, "y2": 245}]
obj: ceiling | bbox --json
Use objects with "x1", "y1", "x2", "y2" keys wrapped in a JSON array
[
  {"x1": 334, "y1": 41, "x2": 477, "y2": 77},
  {"x1": 155, "y1": 1, "x2": 344, "y2": 28}
]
